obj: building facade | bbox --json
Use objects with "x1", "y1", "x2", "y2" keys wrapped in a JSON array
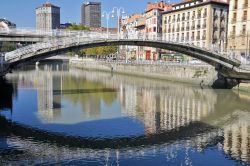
[
  {"x1": 145, "y1": 1, "x2": 172, "y2": 60},
  {"x1": 162, "y1": 0, "x2": 229, "y2": 52},
  {"x1": 120, "y1": 14, "x2": 145, "y2": 60},
  {"x1": 36, "y1": 3, "x2": 60, "y2": 31},
  {"x1": 228, "y1": 0, "x2": 250, "y2": 60},
  {"x1": 81, "y1": 2, "x2": 101, "y2": 28}
]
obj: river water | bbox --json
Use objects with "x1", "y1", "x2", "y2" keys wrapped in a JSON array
[{"x1": 0, "y1": 61, "x2": 250, "y2": 165}]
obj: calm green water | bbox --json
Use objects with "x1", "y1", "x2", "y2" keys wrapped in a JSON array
[{"x1": 0, "y1": 61, "x2": 250, "y2": 165}]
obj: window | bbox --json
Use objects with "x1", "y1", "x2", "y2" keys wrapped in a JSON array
[
  {"x1": 232, "y1": 12, "x2": 237, "y2": 23},
  {"x1": 153, "y1": 18, "x2": 157, "y2": 24},
  {"x1": 234, "y1": 0, "x2": 238, "y2": 9},
  {"x1": 242, "y1": 25, "x2": 246, "y2": 35},
  {"x1": 243, "y1": 10, "x2": 247, "y2": 21}
]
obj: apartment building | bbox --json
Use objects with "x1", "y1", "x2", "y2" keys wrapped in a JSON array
[
  {"x1": 162, "y1": 0, "x2": 229, "y2": 51},
  {"x1": 120, "y1": 14, "x2": 145, "y2": 60},
  {"x1": 228, "y1": 0, "x2": 250, "y2": 59},
  {"x1": 145, "y1": 1, "x2": 172, "y2": 60}
]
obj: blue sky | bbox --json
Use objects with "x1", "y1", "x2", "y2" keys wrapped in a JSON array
[{"x1": 0, "y1": 0, "x2": 179, "y2": 28}]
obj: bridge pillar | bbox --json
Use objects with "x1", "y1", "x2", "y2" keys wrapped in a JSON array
[
  {"x1": 0, "y1": 56, "x2": 10, "y2": 77},
  {"x1": 211, "y1": 73, "x2": 239, "y2": 89}
]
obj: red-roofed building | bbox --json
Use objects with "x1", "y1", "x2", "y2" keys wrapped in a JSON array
[{"x1": 145, "y1": 1, "x2": 172, "y2": 60}]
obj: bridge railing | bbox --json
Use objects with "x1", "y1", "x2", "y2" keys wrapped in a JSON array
[{"x1": 0, "y1": 28, "x2": 95, "y2": 38}]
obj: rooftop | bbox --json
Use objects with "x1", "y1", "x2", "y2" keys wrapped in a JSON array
[
  {"x1": 36, "y1": 3, "x2": 60, "y2": 9},
  {"x1": 146, "y1": 1, "x2": 172, "y2": 12},
  {"x1": 162, "y1": 0, "x2": 229, "y2": 14}
]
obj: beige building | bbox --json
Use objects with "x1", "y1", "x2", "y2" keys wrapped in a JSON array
[
  {"x1": 228, "y1": 0, "x2": 250, "y2": 60},
  {"x1": 36, "y1": 3, "x2": 60, "y2": 31},
  {"x1": 162, "y1": 0, "x2": 229, "y2": 52}
]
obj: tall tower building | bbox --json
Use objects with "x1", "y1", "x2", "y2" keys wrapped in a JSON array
[
  {"x1": 228, "y1": 0, "x2": 250, "y2": 59},
  {"x1": 81, "y1": 1, "x2": 101, "y2": 28},
  {"x1": 36, "y1": 3, "x2": 60, "y2": 31}
]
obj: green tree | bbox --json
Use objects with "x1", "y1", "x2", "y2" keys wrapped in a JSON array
[
  {"x1": 0, "y1": 42, "x2": 16, "y2": 52},
  {"x1": 66, "y1": 24, "x2": 90, "y2": 31},
  {"x1": 82, "y1": 46, "x2": 118, "y2": 58}
]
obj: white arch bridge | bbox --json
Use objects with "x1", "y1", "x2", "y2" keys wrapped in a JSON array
[{"x1": 1, "y1": 30, "x2": 250, "y2": 87}]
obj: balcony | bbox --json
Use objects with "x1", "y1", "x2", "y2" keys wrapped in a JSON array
[
  {"x1": 203, "y1": 13, "x2": 207, "y2": 18},
  {"x1": 196, "y1": 36, "x2": 200, "y2": 40},
  {"x1": 191, "y1": 36, "x2": 195, "y2": 40},
  {"x1": 172, "y1": 19, "x2": 176, "y2": 22},
  {"x1": 243, "y1": 3, "x2": 248, "y2": 9},
  {"x1": 192, "y1": 15, "x2": 195, "y2": 20},
  {"x1": 230, "y1": 31, "x2": 236, "y2": 38},
  {"x1": 213, "y1": 26, "x2": 218, "y2": 32},
  {"x1": 202, "y1": 24, "x2": 206, "y2": 29},
  {"x1": 191, "y1": 25, "x2": 195, "y2": 30},
  {"x1": 231, "y1": 18, "x2": 236, "y2": 23},
  {"x1": 176, "y1": 28, "x2": 180, "y2": 32},
  {"x1": 202, "y1": 36, "x2": 206, "y2": 40},
  {"x1": 182, "y1": 17, "x2": 185, "y2": 21},
  {"x1": 221, "y1": 14, "x2": 225, "y2": 20},
  {"x1": 187, "y1": 16, "x2": 190, "y2": 20},
  {"x1": 186, "y1": 26, "x2": 190, "y2": 31},
  {"x1": 197, "y1": 14, "x2": 201, "y2": 19},
  {"x1": 214, "y1": 13, "x2": 218, "y2": 20},
  {"x1": 241, "y1": 30, "x2": 247, "y2": 36},
  {"x1": 181, "y1": 27, "x2": 185, "y2": 31},
  {"x1": 242, "y1": 16, "x2": 247, "y2": 22},
  {"x1": 220, "y1": 27, "x2": 225, "y2": 32}
]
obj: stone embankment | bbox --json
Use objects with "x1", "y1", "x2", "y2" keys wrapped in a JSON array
[{"x1": 69, "y1": 58, "x2": 218, "y2": 87}]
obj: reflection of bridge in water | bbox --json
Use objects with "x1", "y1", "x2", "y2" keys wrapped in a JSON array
[{"x1": 3, "y1": 66, "x2": 250, "y2": 164}]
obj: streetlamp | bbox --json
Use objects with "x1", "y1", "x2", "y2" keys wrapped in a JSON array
[
  {"x1": 102, "y1": 11, "x2": 113, "y2": 38},
  {"x1": 112, "y1": 7, "x2": 125, "y2": 39}
]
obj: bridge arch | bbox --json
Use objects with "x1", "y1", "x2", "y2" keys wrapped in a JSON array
[{"x1": 5, "y1": 39, "x2": 240, "y2": 70}]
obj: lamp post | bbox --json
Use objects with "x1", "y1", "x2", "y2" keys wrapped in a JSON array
[
  {"x1": 102, "y1": 11, "x2": 113, "y2": 38},
  {"x1": 112, "y1": 7, "x2": 125, "y2": 39}
]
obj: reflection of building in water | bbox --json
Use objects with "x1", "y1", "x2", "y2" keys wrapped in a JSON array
[
  {"x1": 138, "y1": 90, "x2": 157, "y2": 134},
  {"x1": 223, "y1": 112, "x2": 250, "y2": 163},
  {"x1": 76, "y1": 69, "x2": 217, "y2": 134},
  {"x1": 14, "y1": 64, "x2": 64, "y2": 123},
  {"x1": 36, "y1": 65, "x2": 63, "y2": 123},
  {"x1": 120, "y1": 84, "x2": 216, "y2": 134},
  {"x1": 120, "y1": 85, "x2": 137, "y2": 118},
  {"x1": 158, "y1": 88, "x2": 215, "y2": 132}
]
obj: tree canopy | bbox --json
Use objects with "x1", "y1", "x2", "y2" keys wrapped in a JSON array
[
  {"x1": 66, "y1": 24, "x2": 90, "y2": 31},
  {"x1": 0, "y1": 42, "x2": 16, "y2": 52}
]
